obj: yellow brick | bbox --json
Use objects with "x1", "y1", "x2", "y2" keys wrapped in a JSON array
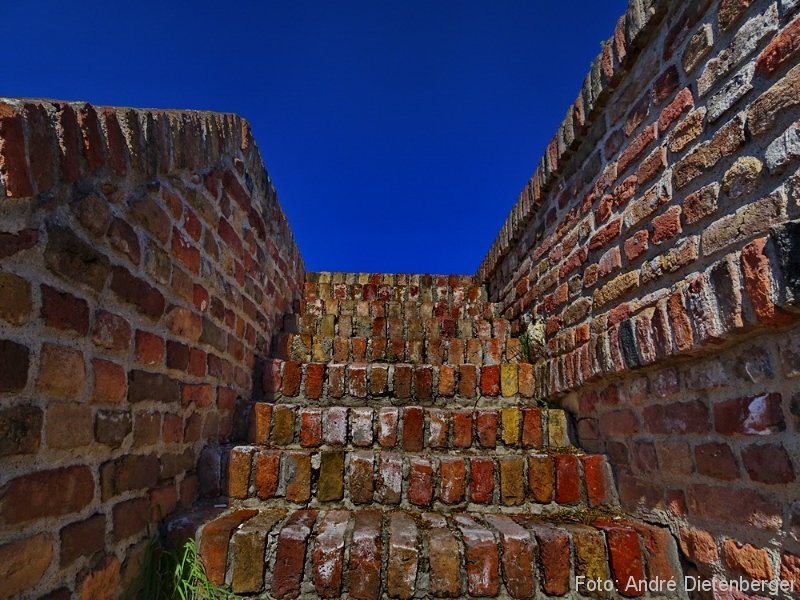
[
  {"x1": 501, "y1": 407, "x2": 520, "y2": 446},
  {"x1": 500, "y1": 363, "x2": 518, "y2": 397}
]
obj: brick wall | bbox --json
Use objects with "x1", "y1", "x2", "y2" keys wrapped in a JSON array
[
  {"x1": 0, "y1": 99, "x2": 303, "y2": 597},
  {"x1": 479, "y1": 0, "x2": 800, "y2": 588}
]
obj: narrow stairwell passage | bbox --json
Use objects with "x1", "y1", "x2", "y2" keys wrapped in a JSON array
[{"x1": 169, "y1": 274, "x2": 685, "y2": 599}]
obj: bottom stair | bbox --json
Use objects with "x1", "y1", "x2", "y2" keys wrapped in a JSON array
[{"x1": 166, "y1": 505, "x2": 685, "y2": 599}]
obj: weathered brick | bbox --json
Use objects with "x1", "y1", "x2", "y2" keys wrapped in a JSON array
[
  {"x1": 349, "y1": 451, "x2": 375, "y2": 504},
  {"x1": 722, "y1": 539, "x2": 773, "y2": 580},
  {"x1": 673, "y1": 114, "x2": 746, "y2": 189},
  {"x1": 231, "y1": 510, "x2": 285, "y2": 594},
  {"x1": 60, "y1": 514, "x2": 105, "y2": 567},
  {"x1": 0, "y1": 533, "x2": 54, "y2": 598},
  {"x1": 0, "y1": 274, "x2": 33, "y2": 326},
  {"x1": 387, "y1": 513, "x2": 418, "y2": 600},
  {"x1": 485, "y1": 514, "x2": 535, "y2": 599},
  {"x1": 312, "y1": 510, "x2": 349, "y2": 598},
  {"x1": 530, "y1": 524, "x2": 570, "y2": 596},
  {"x1": 37, "y1": 343, "x2": 85, "y2": 398},
  {"x1": 349, "y1": 510, "x2": 383, "y2": 600},
  {"x1": 428, "y1": 527, "x2": 462, "y2": 597},
  {"x1": 0, "y1": 339, "x2": 30, "y2": 393},
  {"x1": 741, "y1": 443, "x2": 795, "y2": 483},
  {"x1": 0, "y1": 466, "x2": 94, "y2": 526},
  {"x1": 455, "y1": 515, "x2": 500, "y2": 597},
  {"x1": 748, "y1": 63, "x2": 800, "y2": 136},
  {"x1": 283, "y1": 452, "x2": 311, "y2": 502},
  {"x1": 470, "y1": 457, "x2": 495, "y2": 503}
]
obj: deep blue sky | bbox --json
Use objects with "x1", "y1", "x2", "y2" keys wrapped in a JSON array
[{"x1": 6, "y1": 1, "x2": 626, "y2": 274}]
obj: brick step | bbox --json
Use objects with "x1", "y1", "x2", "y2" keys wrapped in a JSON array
[
  {"x1": 213, "y1": 446, "x2": 615, "y2": 510},
  {"x1": 263, "y1": 359, "x2": 540, "y2": 402},
  {"x1": 247, "y1": 404, "x2": 573, "y2": 451},
  {"x1": 273, "y1": 332, "x2": 523, "y2": 365},
  {"x1": 304, "y1": 271, "x2": 484, "y2": 300},
  {"x1": 168, "y1": 506, "x2": 682, "y2": 599},
  {"x1": 283, "y1": 312, "x2": 512, "y2": 343}
]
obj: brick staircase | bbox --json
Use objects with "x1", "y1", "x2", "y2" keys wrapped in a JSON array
[{"x1": 169, "y1": 273, "x2": 684, "y2": 599}]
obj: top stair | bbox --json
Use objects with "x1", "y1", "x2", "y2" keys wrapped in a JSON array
[{"x1": 273, "y1": 272, "x2": 524, "y2": 365}]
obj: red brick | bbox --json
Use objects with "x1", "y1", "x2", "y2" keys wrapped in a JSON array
[
  {"x1": 452, "y1": 410, "x2": 473, "y2": 447},
  {"x1": 249, "y1": 404, "x2": 272, "y2": 444},
  {"x1": 376, "y1": 407, "x2": 398, "y2": 448},
  {"x1": 741, "y1": 238, "x2": 791, "y2": 325},
  {"x1": 164, "y1": 306, "x2": 202, "y2": 343},
  {"x1": 589, "y1": 219, "x2": 622, "y2": 250},
  {"x1": 389, "y1": 363, "x2": 409, "y2": 398},
  {"x1": 637, "y1": 146, "x2": 667, "y2": 184},
  {"x1": 0, "y1": 533, "x2": 53, "y2": 597},
  {"x1": 0, "y1": 229, "x2": 37, "y2": 259},
  {"x1": 255, "y1": 450, "x2": 280, "y2": 499},
  {"x1": 428, "y1": 527, "x2": 462, "y2": 597},
  {"x1": 693, "y1": 439, "x2": 739, "y2": 480},
  {"x1": 427, "y1": 408, "x2": 448, "y2": 448},
  {"x1": 60, "y1": 514, "x2": 105, "y2": 566},
  {"x1": 518, "y1": 363, "x2": 534, "y2": 397},
  {"x1": 414, "y1": 364, "x2": 433, "y2": 399},
  {"x1": 437, "y1": 364, "x2": 456, "y2": 396},
  {"x1": 658, "y1": 87, "x2": 694, "y2": 133},
  {"x1": 0, "y1": 466, "x2": 94, "y2": 526},
  {"x1": 679, "y1": 527, "x2": 719, "y2": 566},
  {"x1": 91, "y1": 358, "x2": 126, "y2": 404},
  {"x1": 272, "y1": 510, "x2": 317, "y2": 598},
  {"x1": 521, "y1": 408, "x2": 543, "y2": 447},
  {"x1": 41, "y1": 285, "x2": 89, "y2": 334},
  {"x1": 554, "y1": 454, "x2": 581, "y2": 504},
  {"x1": 458, "y1": 364, "x2": 478, "y2": 398},
  {"x1": 387, "y1": 513, "x2": 418, "y2": 599},
  {"x1": 484, "y1": 514, "x2": 535, "y2": 599},
  {"x1": 135, "y1": 330, "x2": 164, "y2": 365},
  {"x1": 757, "y1": 16, "x2": 800, "y2": 79},
  {"x1": 37, "y1": 343, "x2": 85, "y2": 398},
  {"x1": 722, "y1": 539, "x2": 774, "y2": 580},
  {"x1": 455, "y1": 515, "x2": 500, "y2": 597},
  {"x1": 653, "y1": 65, "x2": 679, "y2": 105},
  {"x1": 349, "y1": 452, "x2": 375, "y2": 504},
  {"x1": 581, "y1": 454, "x2": 610, "y2": 507},
  {"x1": 200, "y1": 509, "x2": 259, "y2": 586},
  {"x1": 530, "y1": 525, "x2": 570, "y2": 596},
  {"x1": 528, "y1": 455, "x2": 554, "y2": 503},
  {"x1": 0, "y1": 105, "x2": 33, "y2": 197},
  {"x1": 499, "y1": 456, "x2": 525, "y2": 505},
  {"x1": 227, "y1": 447, "x2": 252, "y2": 498},
  {"x1": 624, "y1": 230, "x2": 649, "y2": 261},
  {"x1": 349, "y1": 510, "x2": 383, "y2": 600},
  {"x1": 714, "y1": 393, "x2": 785, "y2": 435},
  {"x1": 348, "y1": 364, "x2": 368, "y2": 398},
  {"x1": 113, "y1": 496, "x2": 149, "y2": 541},
  {"x1": 476, "y1": 409, "x2": 498, "y2": 448},
  {"x1": 408, "y1": 457, "x2": 433, "y2": 506},
  {"x1": 110, "y1": 266, "x2": 165, "y2": 319},
  {"x1": 651, "y1": 206, "x2": 682, "y2": 244},
  {"x1": 92, "y1": 310, "x2": 132, "y2": 350},
  {"x1": 741, "y1": 443, "x2": 795, "y2": 484},
  {"x1": 398, "y1": 407, "x2": 423, "y2": 452},
  {"x1": 667, "y1": 289, "x2": 693, "y2": 352},
  {"x1": 128, "y1": 194, "x2": 171, "y2": 244},
  {"x1": 284, "y1": 452, "x2": 311, "y2": 502},
  {"x1": 686, "y1": 484, "x2": 782, "y2": 529},
  {"x1": 618, "y1": 124, "x2": 656, "y2": 175},
  {"x1": 305, "y1": 363, "x2": 325, "y2": 398},
  {"x1": 299, "y1": 408, "x2": 323, "y2": 447},
  {"x1": 601, "y1": 409, "x2": 639, "y2": 437},
  {"x1": 312, "y1": 510, "x2": 349, "y2": 598},
  {"x1": 282, "y1": 360, "x2": 302, "y2": 397},
  {"x1": 597, "y1": 523, "x2": 646, "y2": 597},
  {"x1": 439, "y1": 456, "x2": 466, "y2": 504},
  {"x1": 469, "y1": 457, "x2": 494, "y2": 503}
]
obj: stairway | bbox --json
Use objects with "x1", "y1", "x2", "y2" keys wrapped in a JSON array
[{"x1": 169, "y1": 273, "x2": 684, "y2": 599}]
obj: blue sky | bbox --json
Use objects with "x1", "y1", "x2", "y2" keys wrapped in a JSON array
[{"x1": 6, "y1": 1, "x2": 626, "y2": 274}]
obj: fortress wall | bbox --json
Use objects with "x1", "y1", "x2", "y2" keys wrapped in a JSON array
[
  {"x1": 0, "y1": 99, "x2": 303, "y2": 597},
  {"x1": 479, "y1": 0, "x2": 800, "y2": 585}
]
